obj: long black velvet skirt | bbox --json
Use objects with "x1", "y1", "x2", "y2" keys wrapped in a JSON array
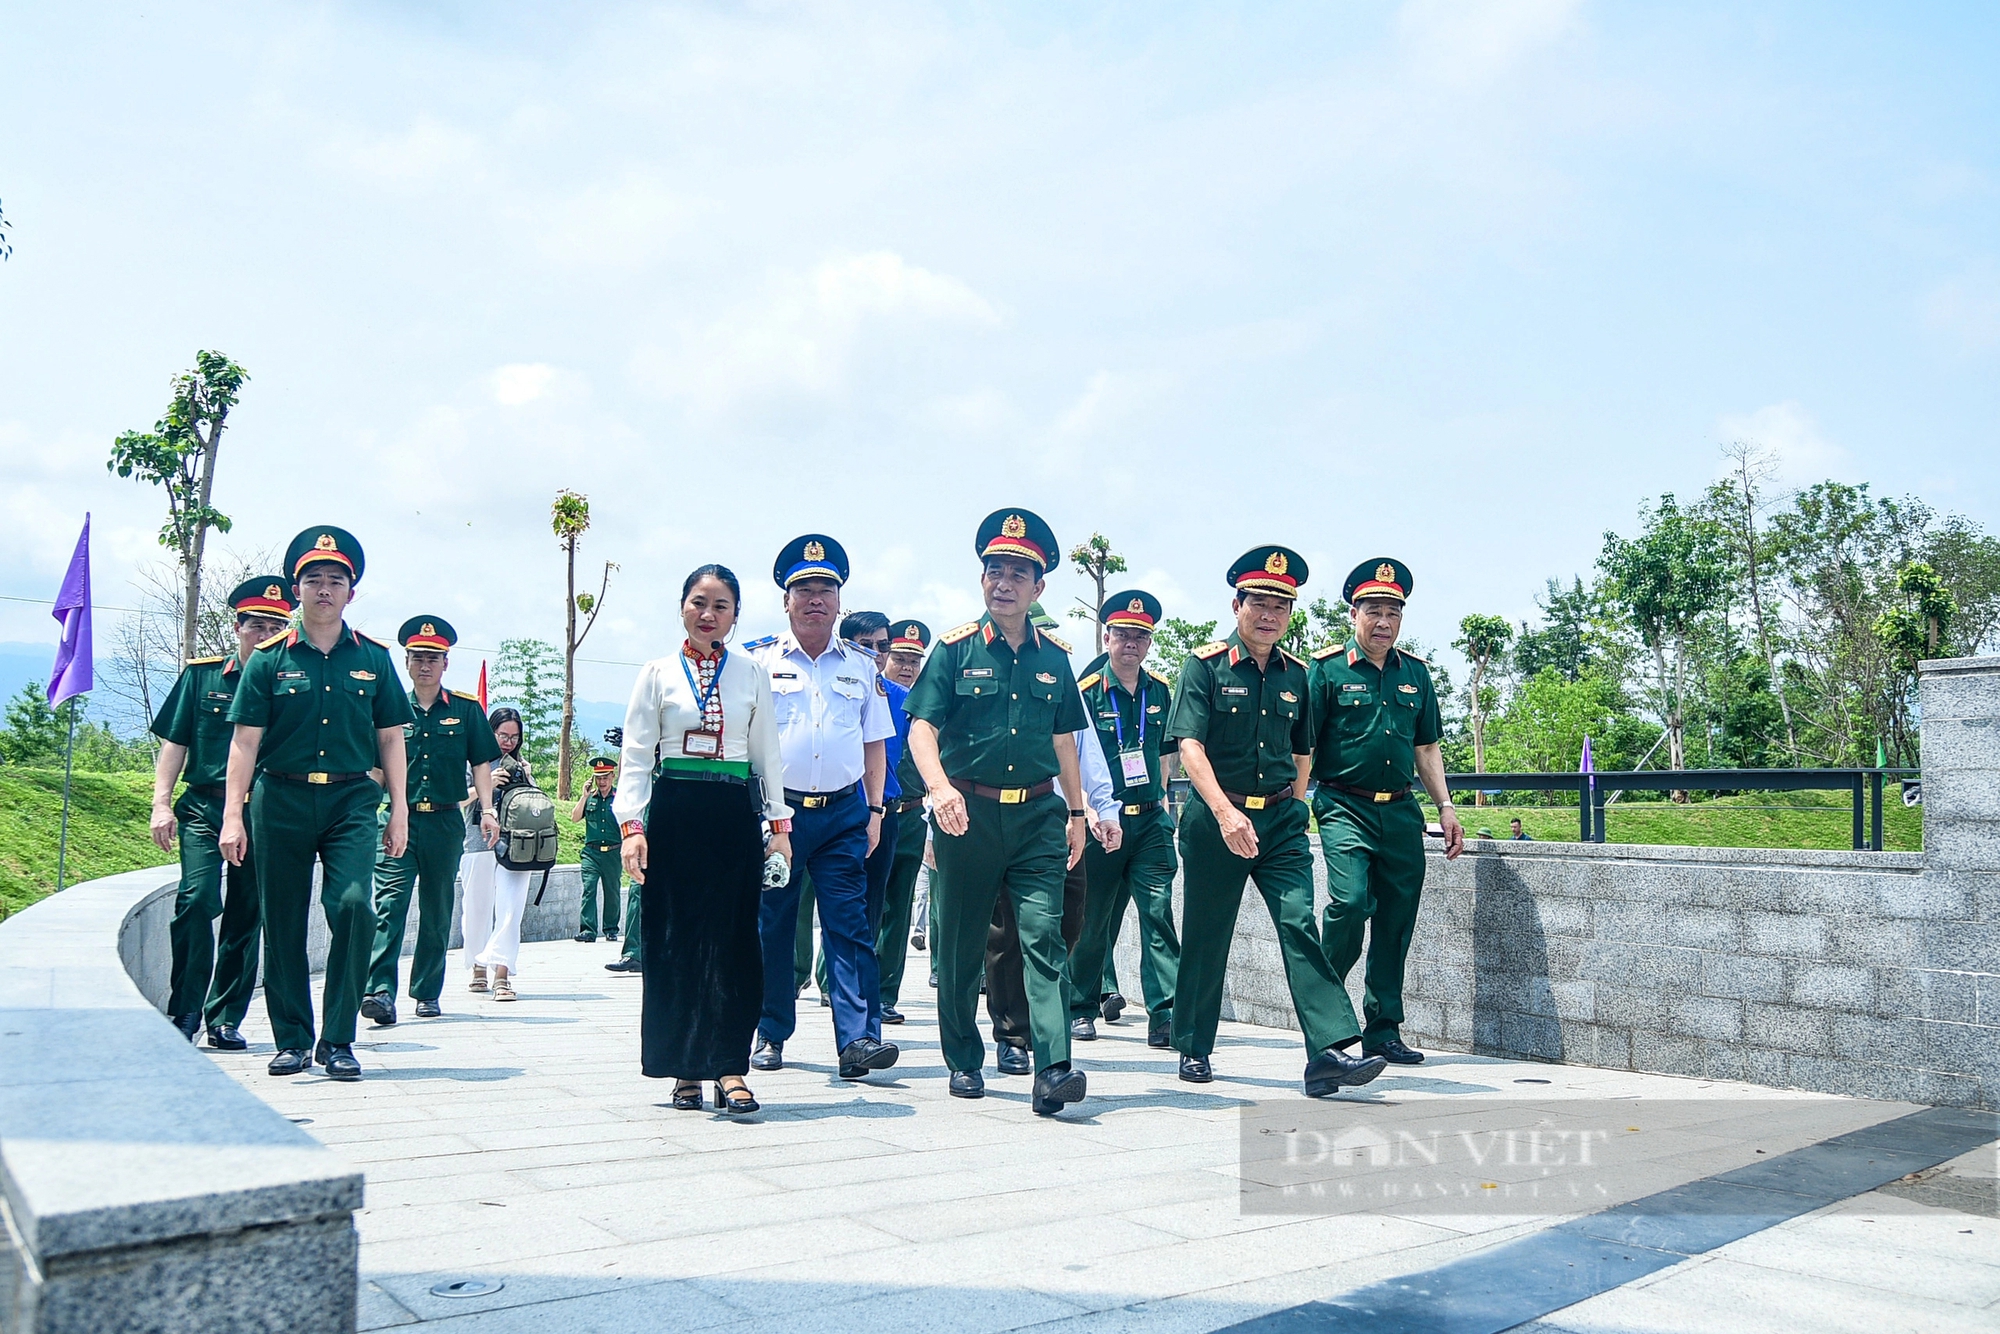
[{"x1": 640, "y1": 775, "x2": 765, "y2": 1080}]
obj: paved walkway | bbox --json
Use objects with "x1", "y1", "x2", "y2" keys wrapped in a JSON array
[{"x1": 209, "y1": 940, "x2": 1999, "y2": 1333}]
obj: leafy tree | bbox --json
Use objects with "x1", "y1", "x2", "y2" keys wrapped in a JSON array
[
  {"x1": 551, "y1": 489, "x2": 614, "y2": 800},
  {"x1": 1150, "y1": 617, "x2": 1218, "y2": 678},
  {"x1": 1513, "y1": 577, "x2": 1628, "y2": 682},
  {"x1": 1067, "y1": 533, "x2": 1128, "y2": 655},
  {"x1": 107, "y1": 352, "x2": 249, "y2": 663},
  {"x1": 1873, "y1": 561, "x2": 1958, "y2": 764},
  {"x1": 1, "y1": 682, "x2": 64, "y2": 765},
  {"x1": 1279, "y1": 597, "x2": 1348, "y2": 659},
  {"x1": 494, "y1": 638, "x2": 563, "y2": 778},
  {"x1": 1453, "y1": 613, "x2": 1513, "y2": 794},
  {"x1": 1482, "y1": 669, "x2": 1624, "y2": 783},
  {"x1": 1706, "y1": 443, "x2": 1799, "y2": 760}
]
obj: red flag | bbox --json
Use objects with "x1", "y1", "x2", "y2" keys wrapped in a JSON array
[{"x1": 477, "y1": 659, "x2": 489, "y2": 713}]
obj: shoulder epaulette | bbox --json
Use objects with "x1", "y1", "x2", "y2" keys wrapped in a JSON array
[
  {"x1": 1077, "y1": 672, "x2": 1102, "y2": 691},
  {"x1": 1192, "y1": 641, "x2": 1229, "y2": 660},
  {"x1": 1279, "y1": 648, "x2": 1307, "y2": 670},
  {"x1": 1147, "y1": 665, "x2": 1175, "y2": 686},
  {"x1": 1040, "y1": 629, "x2": 1072, "y2": 654},
  {"x1": 1312, "y1": 644, "x2": 1341, "y2": 660},
  {"x1": 939, "y1": 621, "x2": 980, "y2": 645},
  {"x1": 1401, "y1": 649, "x2": 1429, "y2": 665},
  {"x1": 741, "y1": 634, "x2": 778, "y2": 651},
  {"x1": 451, "y1": 690, "x2": 482, "y2": 703},
  {"x1": 255, "y1": 628, "x2": 290, "y2": 650},
  {"x1": 184, "y1": 654, "x2": 226, "y2": 667},
  {"x1": 358, "y1": 631, "x2": 393, "y2": 649}
]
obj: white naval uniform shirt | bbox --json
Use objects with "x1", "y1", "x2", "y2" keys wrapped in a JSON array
[{"x1": 748, "y1": 632, "x2": 895, "y2": 794}]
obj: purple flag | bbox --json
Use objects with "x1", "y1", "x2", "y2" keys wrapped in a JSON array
[
  {"x1": 49, "y1": 515, "x2": 93, "y2": 707},
  {"x1": 1579, "y1": 734, "x2": 1593, "y2": 773}
]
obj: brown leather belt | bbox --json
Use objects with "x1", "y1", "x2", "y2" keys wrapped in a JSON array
[
  {"x1": 266, "y1": 771, "x2": 368, "y2": 786},
  {"x1": 1121, "y1": 800, "x2": 1163, "y2": 816},
  {"x1": 1322, "y1": 780, "x2": 1413, "y2": 804},
  {"x1": 950, "y1": 778, "x2": 1056, "y2": 805},
  {"x1": 1224, "y1": 788, "x2": 1294, "y2": 811}
]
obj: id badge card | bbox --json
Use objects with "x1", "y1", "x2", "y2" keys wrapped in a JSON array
[
  {"x1": 1120, "y1": 750, "x2": 1149, "y2": 785},
  {"x1": 682, "y1": 729, "x2": 721, "y2": 758}
]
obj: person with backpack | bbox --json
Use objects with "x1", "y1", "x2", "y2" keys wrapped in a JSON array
[{"x1": 460, "y1": 706, "x2": 546, "y2": 1001}]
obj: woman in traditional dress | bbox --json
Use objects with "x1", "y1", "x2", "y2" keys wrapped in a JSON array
[
  {"x1": 616, "y1": 565, "x2": 791, "y2": 1113},
  {"x1": 462, "y1": 707, "x2": 535, "y2": 1001}
]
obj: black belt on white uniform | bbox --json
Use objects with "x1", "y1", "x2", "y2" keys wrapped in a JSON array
[{"x1": 784, "y1": 780, "x2": 861, "y2": 810}]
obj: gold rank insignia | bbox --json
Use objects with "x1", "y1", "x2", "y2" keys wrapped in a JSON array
[
  {"x1": 264, "y1": 583, "x2": 283, "y2": 599},
  {"x1": 1266, "y1": 551, "x2": 1289, "y2": 575},
  {"x1": 1376, "y1": 561, "x2": 1396, "y2": 582},
  {"x1": 1036, "y1": 672, "x2": 1057, "y2": 684},
  {"x1": 1002, "y1": 514, "x2": 1027, "y2": 539},
  {"x1": 316, "y1": 533, "x2": 338, "y2": 551},
  {"x1": 1399, "y1": 683, "x2": 1419, "y2": 693},
  {"x1": 1192, "y1": 641, "x2": 1229, "y2": 658},
  {"x1": 804, "y1": 539, "x2": 825, "y2": 560}
]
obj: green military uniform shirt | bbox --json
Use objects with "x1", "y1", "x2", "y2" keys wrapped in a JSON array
[
  {"x1": 582, "y1": 789, "x2": 621, "y2": 846},
  {"x1": 401, "y1": 689, "x2": 501, "y2": 806},
  {"x1": 1307, "y1": 639, "x2": 1442, "y2": 791},
  {"x1": 228, "y1": 623, "x2": 415, "y2": 771},
  {"x1": 151, "y1": 656, "x2": 245, "y2": 788},
  {"x1": 1077, "y1": 662, "x2": 1178, "y2": 804},
  {"x1": 903, "y1": 614, "x2": 1088, "y2": 786},
  {"x1": 1165, "y1": 632, "x2": 1314, "y2": 794}
]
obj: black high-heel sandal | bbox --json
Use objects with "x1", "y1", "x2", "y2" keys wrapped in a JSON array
[
  {"x1": 714, "y1": 1078, "x2": 759, "y2": 1114},
  {"x1": 670, "y1": 1080, "x2": 703, "y2": 1111}
]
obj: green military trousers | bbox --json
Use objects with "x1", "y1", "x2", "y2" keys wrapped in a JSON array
[
  {"x1": 251, "y1": 774, "x2": 383, "y2": 1050},
  {"x1": 932, "y1": 792, "x2": 1072, "y2": 1073},
  {"x1": 875, "y1": 821, "x2": 926, "y2": 1009},
  {"x1": 1314, "y1": 791, "x2": 1427, "y2": 1044},
  {"x1": 616, "y1": 875, "x2": 644, "y2": 966},
  {"x1": 1173, "y1": 796, "x2": 1362, "y2": 1059},
  {"x1": 579, "y1": 848, "x2": 623, "y2": 935},
  {"x1": 1069, "y1": 807, "x2": 1180, "y2": 1022},
  {"x1": 168, "y1": 789, "x2": 262, "y2": 1029},
  {"x1": 366, "y1": 806, "x2": 465, "y2": 1004}
]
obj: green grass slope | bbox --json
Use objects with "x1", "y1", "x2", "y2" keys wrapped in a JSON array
[{"x1": 1, "y1": 768, "x2": 174, "y2": 915}]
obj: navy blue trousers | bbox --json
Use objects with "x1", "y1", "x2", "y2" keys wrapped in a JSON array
[{"x1": 758, "y1": 790, "x2": 879, "y2": 1052}]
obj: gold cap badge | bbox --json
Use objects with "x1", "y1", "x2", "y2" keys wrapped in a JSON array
[
  {"x1": 804, "y1": 540, "x2": 825, "y2": 561},
  {"x1": 315, "y1": 533, "x2": 338, "y2": 552},
  {"x1": 904, "y1": 624, "x2": 920, "y2": 637},
  {"x1": 1376, "y1": 561, "x2": 1396, "y2": 582},
  {"x1": 1266, "y1": 551, "x2": 1289, "y2": 576},
  {"x1": 1002, "y1": 514, "x2": 1027, "y2": 539},
  {"x1": 1128, "y1": 598, "x2": 1145, "y2": 612},
  {"x1": 264, "y1": 584, "x2": 282, "y2": 599},
  {"x1": 420, "y1": 622, "x2": 436, "y2": 637}
]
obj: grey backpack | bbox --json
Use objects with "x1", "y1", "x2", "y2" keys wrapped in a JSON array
[{"x1": 495, "y1": 776, "x2": 559, "y2": 872}]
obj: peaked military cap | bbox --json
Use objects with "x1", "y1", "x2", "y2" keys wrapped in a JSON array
[
  {"x1": 228, "y1": 576, "x2": 293, "y2": 619},
  {"x1": 774, "y1": 533, "x2": 849, "y2": 588},
  {"x1": 1101, "y1": 589, "x2": 1162, "y2": 630},
  {"x1": 976, "y1": 508, "x2": 1056, "y2": 574},
  {"x1": 590, "y1": 756, "x2": 617, "y2": 772},
  {"x1": 285, "y1": 525, "x2": 365, "y2": 584},
  {"x1": 398, "y1": 616, "x2": 457, "y2": 651},
  {"x1": 1229, "y1": 545, "x2": 1307, "y2": 600},
  {"x1": 888, "y1": 619, "x2": 931, "y2": 654},
  {"x1": 1344, "y1": 557, "x2": 1413, "y2": 605}
]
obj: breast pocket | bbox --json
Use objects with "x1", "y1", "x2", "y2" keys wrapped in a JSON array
[
  {"x1": 1387, "y1": 690, "x2": 1420, "y2": 737},
  {"x1": 770, "y1": 674, "x2": 809, "y2": 723},
  {"x1": 954, "y1": 671, "x2": 1005, "y2": 741},
  {"x1": 829, "y1": 675, "x2": 867, "y2": 727},
  {"x1": 1021, "y1": 675, "x2": 1060, "y2": 732}
]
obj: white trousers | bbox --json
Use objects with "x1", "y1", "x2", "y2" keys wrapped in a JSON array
[{"x1": 461, "y1": 850, "x2": 533, "y2": 975}]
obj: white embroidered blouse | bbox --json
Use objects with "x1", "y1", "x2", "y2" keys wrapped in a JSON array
[{"x1": 614, "y1": 644, "x2": 791, "y2": 826}]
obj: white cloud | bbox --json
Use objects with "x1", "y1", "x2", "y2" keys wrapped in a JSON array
[
  {"x1": 1054, "y1": 370, "x2": 1174, "y2": 440},
  {"x1": 333, "y1": 114, "x2": 485, "y2": 183},
  {"x1": 489, "y1": 363, "x2": 560, "y2": 406},
  {"x1": 1715, "y1": 401, "x2": 1849, "y2": 488},
  {"x1": 1396, "y1": 0, "x2": 1583, "y2": 88},
  {"x1": 1923, "y1": 261, "x2": 2000, "y2": 353},
  {"x1": 533, "y1": 172, "x2": 704, "y2": 269}
]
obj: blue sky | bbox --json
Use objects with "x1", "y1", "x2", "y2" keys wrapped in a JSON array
[{"x1": 2, "y1": 1, "x2": 1996, "y2": 716}]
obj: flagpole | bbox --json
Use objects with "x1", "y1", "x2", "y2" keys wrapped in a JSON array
[{"x1": 55, "y1": 698, "x2": 78, "y2": 892}]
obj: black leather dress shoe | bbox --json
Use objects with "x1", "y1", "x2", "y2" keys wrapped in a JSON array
[
  {"x1": 360, "y1": 993, "x2": 397, "y2": 1027},
  {"x1": 605, "y1": 930, "x2": 618, "y2": 942},
  {"x1": 574, "y1": 929, "x2": 596, "y2": 943},
  {"x1": 268, "y1": 1048, "x2": 311, "y2": 1076},
  {"x1": 173, "y1": 1011, "x2": 201, "y2": 1042},
  {"x1": 320, "y1": 1044, "x2": 363, "y2": 1082},
  {"x1": 1071, "y1": 1016, "x2": 1097, "y2": 1041},
  {"x1": 1031, "y1": 1063, "x2": 1087, "y2": 1116},
  {"x1": 911, "y1": 931, "x2": 925, "y2": 952},
  {"x1": 751, "y1": 1038, "x2": 784, "y2": 1072},
  {"x1": 996, "y1": 1044, "x2": 1033, "y2": 1075},
  {"x1": 1099, "y1": 993, "x2": 1127, "y2": 1024},
  {"x1": 928, "y1": 969, "x2": 938, "y2": 988},
  {"x1": 882, "y1": 1006, "x2": 904, "y2": 1025},
  {"x1": 1179, "y1": 1054, "x2": 1213, "y2": 1083},
  {"x1": 1148, "y1": 1014, "x2": 1172, "y2": 1049},
  {"x1": 414, "y1": 1000, "x2": 442, "y2": 1019},
  {"x1": 605, "y1": 958, "x2": 642, "y2": 974},
  {"x1": 949, "y1": 1069, "x2": 985, "y2": 1098},
  {"x1": 206, "y1": 1024, "x2": 247, "y2": 1051},
  {"x1": 837, "y1": 1037, "x2": 900, "y2": 1080},
  {"x1": 1363, "y1": 1037, "x2": 1425, "y2": 1065},
  {"x1": 1303, "y1": 1046, "x2": 1388, "y2": 1098},
  {"x1": 819, "y1": 993, "x2": 832, "y2": 1008}
]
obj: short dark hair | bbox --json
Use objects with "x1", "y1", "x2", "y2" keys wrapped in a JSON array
[
  {"x1": 682, "y1": 564, "x2": 742, "y2": 604},
  {"x1": 841, "y1": 611, "x2": 890, "y2": 641}
]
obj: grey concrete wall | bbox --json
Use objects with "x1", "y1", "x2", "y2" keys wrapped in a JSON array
[
  {"x1": 1123, "y1": 653, "x2": 2000, "y2": 1109},
  {"x1": 295, "y1": 861, "x2": 587, "y2": 979}
]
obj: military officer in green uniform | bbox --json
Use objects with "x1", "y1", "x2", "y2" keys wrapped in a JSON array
[
  {"x1": 1309, "y1": 559, "x2": 1464, "y2": 1065},
  {"x1": 220, "y1": 526, "x2": 415, "y2": 1082},
  {"x1": 361, "y1": 617, "x2": 501, "y2": 1026},
  {"x1": 1166, "y1": 546, "x2": 1387, "y2": 1097},
  {"x1": 147, "y1": 576, "x2": 295, "y2": 1049},
  {"x1": 572, "y1": 756, "x2": 624, "y2": 942},
  {"x1": 1069, "y1": 590, "x2": 1182, "y2": 1049},
  {"x1": 905, "y1": 508, "x2": 1092, "y2": 1115},
  {"x1": 874, "y1": 618, "x2": 930, "y2": 1022}
]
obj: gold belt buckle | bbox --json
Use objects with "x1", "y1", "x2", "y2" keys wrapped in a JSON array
[
  {"x1": 1123, "y1": 803, "x2": 1144, "y2": 816},
  {"x1": 998, "y1": 787, "x2": 1027, "y2": 804},
  {"x1": 801, "y1": 794, "x2": 828, "y2": 809},
  {"x1": 307, "y1": 772, "x2": 330, "y2": 785},
  {"x1": 1373, "y1": 790, "x2": 1393, "y2": 803},
  {"x1": 414, "y1": 801, "x2": 435, "y2": 812},
  {"x1": 1243, "y1": 795, "x2": 1267, "y2": 810}
]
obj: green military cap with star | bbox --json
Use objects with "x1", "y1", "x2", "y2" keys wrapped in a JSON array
[
  {"x1": 398, "y1": 616, "x2": 458, "y2": 651},
  {"x1": 774, "y1": 533, "x2": 850, "y2": 588},
  {"x1": 228, "y1": 575, "x2": 293, "y2": 619},
  {"x1": 1101, "y1": 589, "x2": 1162, "y2": 630},
  {"x1": 1343, "y1": 557, "x2": 1413, "y2": 605},
  {"x1": 976, "y1": 508, "x2": 1057, "y2": 574},
  {"x1": 888, "y1": 619, "x2": 931, "y2": 654},
  {"x1": 285, "y1": 525, "x2": 366, "y2": 584},
  {"x1": 1229, "y1": 545, "x2": 1307, "y2": 600}
]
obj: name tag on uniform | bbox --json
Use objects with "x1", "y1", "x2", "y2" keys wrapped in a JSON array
[
  {"x1": 1220, "y1": 685, "x2": 1250, "y2": 697},
  {"x1": 960, "y1": 667, "x2": 993, "y2": 679},
  {"x1": 683, "y1": 729, "x2": 721, "y2": 757},
  {"x1": 205, "y1": 691, "x2": 232, "y2": 700},
  {"x1": 1120, "y1": 752, "x2": 1148, "y2": 784},
  {"x1": 277, "y1": 670, "x2": 308, "y2": 681},
  {"x1": 1342, "y1": 683, "x2": 1369, "y2": 692},
  {"x1": 773, "y1": 671, "x2": 799, "y2": 680}
]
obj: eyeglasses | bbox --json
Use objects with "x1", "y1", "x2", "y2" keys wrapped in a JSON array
[{"x1": 856, "y1": 638, "x2": 892, "y2": 654}]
